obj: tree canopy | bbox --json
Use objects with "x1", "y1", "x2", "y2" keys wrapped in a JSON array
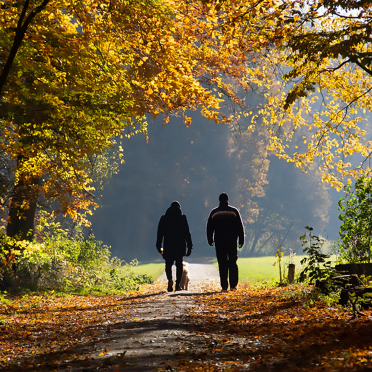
[
  {"x1": 0, "y1": 0, "x2": 280, "y2": 238},
  {"x1": 264, "y1": 0, "x2": 372, "y2": 188},
  {"x1": 1, "y1": 0, "x2": 372, "y2": 240}
]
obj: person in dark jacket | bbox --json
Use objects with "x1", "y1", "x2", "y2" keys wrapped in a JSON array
[
  {"x1": 156, "y1": 201, "x2": 193, "y2": 292},
  {"x1": 207, "y1": 193, "x2": 244, "y2": 291}
]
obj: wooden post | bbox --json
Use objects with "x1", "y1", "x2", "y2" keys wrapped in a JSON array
[{"x1": 288, "y1": 264, "x2": 295, "y2": 284}]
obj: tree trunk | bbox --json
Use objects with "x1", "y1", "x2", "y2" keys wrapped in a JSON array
[
  {"x1": 248, "y1": 232, "x2": 271, "y2": 257},
  {"x1": 247, "y1": 231, "x2": 260, "y2": 256},
  {"x1": 6, "y1": 176, "x2": 40, "y2": 241}
]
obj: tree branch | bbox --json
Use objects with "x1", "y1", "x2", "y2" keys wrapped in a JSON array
[{"x1": 0, "y1": 0, "x2": 50, "y2": 99}]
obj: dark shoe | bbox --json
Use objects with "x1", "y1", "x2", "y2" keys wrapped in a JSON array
[
  {"x1": 167, "y1": 280, "x2": 173, "y2": 292},
  {"x1": 175, "y1": 285, "x2": 182, "y2": 291},
  {"x1": 230, "y1": 287, "x2": 237, "y2": 291},
  {"x1": 221, "y1": 288, "x2": 228, "y2": 292}
]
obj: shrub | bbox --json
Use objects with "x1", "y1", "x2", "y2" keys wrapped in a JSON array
[
  {"x1": 0, "y1": 217, "x2": 153, "y2": 293},
  {"x1": 298, "y1": 226, "x2": 336, "y2": 295},
  {"x1": 338, "y1": 176, "x2": 372, "y2": 263}
]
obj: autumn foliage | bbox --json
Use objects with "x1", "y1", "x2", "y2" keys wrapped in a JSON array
[
  {"x1": 182, "y1": 285, "x2": 372, "y2": 371},
  {"x1": 0, "y1": 0, "x2": 281, "y2": 238},
  {"x1": 1, "y1": 283, "x2": 372, "y2": 371},
  {"x1": 1, "y1": 0, "x2": 372, "y2": 244}
]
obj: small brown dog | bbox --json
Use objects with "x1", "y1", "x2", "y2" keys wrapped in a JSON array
[{"x1": 180, "y1": 262, "x2": 190, "y2": 290}]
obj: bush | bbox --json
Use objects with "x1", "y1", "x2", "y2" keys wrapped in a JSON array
[
  {"x1": 338, "y1": 176, "x2": 372, "y2": 263},
  {"x1": 298, "y1": 226, "x2": 336, "y2": 295},
  {"x1": 0, "y1": 218, "x2": 153, "y2": 293}
]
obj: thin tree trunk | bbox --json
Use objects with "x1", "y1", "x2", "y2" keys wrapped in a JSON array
[
  {"x1": 254, "y1": 234, "x2": 272, "y2": 255},
  {"x1": 6, "y1": 156, "x2": 40, "y2": 241},
  {"x1": 248, "y1": 228, "x2": 272, "y2": 256},
  {"x1": 248, "y1": 230, "x2": 261, "y2": 256},
  {"x1": 6, "y1": 180, "x2": 39, "y2": 241}
]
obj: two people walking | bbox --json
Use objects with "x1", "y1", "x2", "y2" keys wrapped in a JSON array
[{"x1": 156, "y1": 193, "x2": 244, "y2": 292}]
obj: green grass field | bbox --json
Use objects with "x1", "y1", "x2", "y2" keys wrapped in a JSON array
[
  {"x1": 130, "y1": 255, "x2": 337, "y2": 283},
  {"x1": 236, "y1": 256, "x2": 303, "y2": 283},
  {"x1": 228, "y1": 254, "x2": 337, "y2": 283},
  {"x1": 130, "y1": 262, "x2": 165, "y2": 280}
]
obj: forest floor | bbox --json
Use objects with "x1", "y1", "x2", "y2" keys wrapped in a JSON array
[{"x1": 2, "y1": 263, "x2": 372, "y2": 372}]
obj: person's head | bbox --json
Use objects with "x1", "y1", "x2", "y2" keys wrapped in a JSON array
[
  {"x1": 171, "y1": 201, "x2": 181, "y2": 209},
  {"x1": 166, "y1": 200, "x2": 182, "y2": 216},
  {"x1": 219, "y1": 193, "x2": 229, "y2": 203}
]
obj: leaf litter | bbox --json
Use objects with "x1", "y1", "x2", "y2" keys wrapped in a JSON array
[{"x1": 1, "y1": 281, "x2": 372, "y2": 371}]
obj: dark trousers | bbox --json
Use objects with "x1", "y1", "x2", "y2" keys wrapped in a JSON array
[
  {"x1": 165, "y1": 257, "x2": 183, "y2": 286},
  {"x1": 215, "y1": 243, "x2": 238, "y2": 290}
]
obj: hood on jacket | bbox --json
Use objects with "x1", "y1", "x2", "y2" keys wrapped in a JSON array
[{"x1": 165, "y1": 201, "x2": 182, "y2": 216}]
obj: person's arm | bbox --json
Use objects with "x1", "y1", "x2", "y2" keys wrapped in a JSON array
[
  {"x1": 156, "y1": 216, "x2": 164, "y2": 253},
  {"x1": 206, "y1": 212, "x2": 214, "y2": 246},
  {"x1": 236, "y1": 209, "x2": 244, "y2": 247},
  {"x1": 183, "y1": 215, "x2": 193, "y2": 256}
]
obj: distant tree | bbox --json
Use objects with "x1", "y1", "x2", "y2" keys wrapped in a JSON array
[
  {"x1": 227, "y1": 86, "x2": 330, "y2": 257},
  {"x1": 240, "y1": 157, "x2": 331, "y2": 257},
  {"x1": 229, "y1": 124, "x2": 270, "y2": 226}
]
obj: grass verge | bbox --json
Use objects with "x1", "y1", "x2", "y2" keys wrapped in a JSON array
[
  {"x1": 237, "y1": 254, "x2": 337, "y2": 283},
  {"x1": 131, "y1": 254, "x2": 338, "y2": 283},
  {"x1": 130, "y1": 262, "x2": 165, "y2": 281}
]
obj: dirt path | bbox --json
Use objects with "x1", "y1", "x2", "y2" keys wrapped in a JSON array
[
  {"x1": 158, "y1": 261, "x2": 220, "y2": 284},
  {"x1": 57, "y1": 263, "x2": 221, "y2": 371},
  {"x1": 6, "y1": 265, "x2": 372, "y2": 372}
]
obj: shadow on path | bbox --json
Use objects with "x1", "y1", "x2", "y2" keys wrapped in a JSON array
[{"x1": 2, "y1": 264, "x2": 222, "y2": 372}]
